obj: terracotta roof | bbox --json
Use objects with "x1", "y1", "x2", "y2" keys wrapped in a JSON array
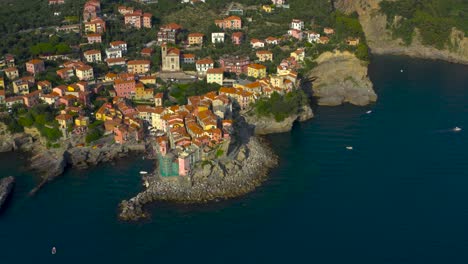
[
  {"x1": 256, "y1": 50, "x2": 272, "y2": 55},
  {"x1": 55, "y1": 114, "x2": 73, "y2": 120},
  {"x1": 188, "y1": 33, "x2": 204, "y2": 38},
  {"x1": 248, "y1": 63, "x2": 266, "y2": 70},
  {"x1": 84, "y1": 49, "x2": 100, "y2": 55},
  {"x1": 27, "y1": 59, "x2": 43, "y2": 64},
  {"x1": 196, "y1": 58, "x2": 214, "y2": 65},
  {"x1": 87, "y1": 33, "x2": 101, "y2": 38},
  {"x1": 207, "y1": 68, "x2": 224, "y2": 74},
  {"x1": 162, "y1": 23, "x2": 182, "y2": 30},
  {"x1": 225, "y1": 16, "x2": 241, "y2": 21},
  {"x1": 127, "y1": 60, "x2": 150, "y2": 65},
  {"x1": 110, "y1": 41, "x2": 126, "y2": 46},
  {"x1": 182, "y1": 53, "x2": 195, "y2": 59}
]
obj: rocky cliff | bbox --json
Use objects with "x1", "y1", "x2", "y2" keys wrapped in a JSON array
[
  {"x1": 0, "y1": 176, "x2": 15, "y2": 212},
  {"x1": 334, "y1": 0, "x2": 468, "y2": 64},
  {"x1": 308, "y1": 51, "x2": 377, "y2": 106},
  {"x1": 243, "y1": 104, "x2": 314, "y2": 135}
]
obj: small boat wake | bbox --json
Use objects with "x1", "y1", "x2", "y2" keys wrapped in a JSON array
[{"x1": 432, "y1": 127, "x2": 462, "y2": 134}]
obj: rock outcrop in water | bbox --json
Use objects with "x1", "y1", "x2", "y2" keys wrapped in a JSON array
[
  {"x1": 0, "y1": 176, "x2": 15, "y2": 212},
  {"x1": 244, "y1": 104, "x2": 314, "y2": 135},
  {"x1": 308, "y1": 51, "x2": 377, "y2": 106},
  {"x1": 333, "y1": 0, "x2": 468, "y2": 65}
]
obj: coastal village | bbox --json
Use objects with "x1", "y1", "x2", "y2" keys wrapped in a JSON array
[{"x1": 0, "y1": 0, "x2": 365, "y2": 179}]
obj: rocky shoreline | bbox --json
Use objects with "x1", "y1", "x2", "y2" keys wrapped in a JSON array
[
  {"x1": 0, "y1": 176, "x2": 15, "y2": 212},
  {"x1": 119, "y1": 136, "x2": 278, "y2": 221},
  {"x1": 0, "y1": 123, "x2": 146, "y2": 195}
]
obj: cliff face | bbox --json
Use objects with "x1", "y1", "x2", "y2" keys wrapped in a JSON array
[
  {"x1": 308, "y1": 51, "x2": 377, "y2": 106},
  {"x1": 334, "y1": 0, "x2": 468, "y2": 64}
]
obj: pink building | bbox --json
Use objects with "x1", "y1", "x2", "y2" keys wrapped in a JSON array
[
  {"x1": 215, "y1": 16, "x2": 242, "y2": 30},
  {"x1": 178, "y1": 156, "x2": 191, "y2": 176},
  {"x1": 26, "y1": 59, "x2": 45, "y2": 75},
  {"x1": 83, "y1": 0, "x2": 100, "y2": 21},
  {"x1": 219, "y1": 55, "x2": 250, "y2": 75},
  {"x1": 114, "y1": 79, "x2": 136, "y2": 98},
  {"x1": 231, "y1": 32, "x2": 244, "y2": 45},
  {"x1": 288, "y1": 29, "x2": 303, "y2": 40}
]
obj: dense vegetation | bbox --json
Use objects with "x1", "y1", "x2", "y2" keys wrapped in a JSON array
[
  {"x1": 252, "y1": 89, "x2": 308, "y2": 122},
  {"x1": 380, "y1": 0, "x2": 468, "y2": 49},
  {"x1": 169, "y1": 81, "x2": 221, "y2": 105},
  {"x1": 2, "y1": 104, "x2": 63, "y2": 142}
]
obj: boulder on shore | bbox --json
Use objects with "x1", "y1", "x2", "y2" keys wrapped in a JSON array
[{"x1": 0, "y1": 176, "x2": 15, "y2": 212}]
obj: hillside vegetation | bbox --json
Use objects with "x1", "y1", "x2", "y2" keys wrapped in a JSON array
[{"x1": 379, "y1": 0, "x2": 468, "y2": 49}]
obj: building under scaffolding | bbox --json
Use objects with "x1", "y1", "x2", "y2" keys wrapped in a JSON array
[{"x1": 158, "y1": 153, "x2": 179, "y2": 177}]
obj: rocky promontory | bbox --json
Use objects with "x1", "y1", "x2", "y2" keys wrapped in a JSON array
[
  {"x1": 119, "y1": 136, "x2": 278, "y2": 221},
  {"x1": 244, "y1": 104, "x2": 314, "y2": 135},
  {"x1": 0, "y1": 176, "x2": 15, "y2": 212},
  {"x1": 308, "y1": 51, "x2": 377, "y2": 106}
]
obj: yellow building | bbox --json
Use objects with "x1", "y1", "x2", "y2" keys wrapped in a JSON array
[
  {"x1": 256, "y1": 50, "x2": 273, "y2": 62},
  {"x1": 75, "y1": 65, "x2": 94, "y2": 81},
  {"x1": 188, "y1": 33, "x2": 204, "y2": 45},
  {"x1": 0, "y1": 78, "x2": 4, "y2": 89},
  {"x1": 290, "y1": 48, "x2": 305, "y2": 62},
  {"x1": 262, "y1": 5, "x2": 273, "y2": 13},
  {"x1": 135, "y1": 82, "x2": 153, "y2": 100},
  {"x1": 96, "y1": 104, "x2": 117, "y2": 121},
  {"x1": 206, "y1": 68, "x2": 224, "y2": 86},
  {"x1": 127, "y1": 60, "x2": 150, "y2": 74},
  {"x1": 139, "y1": 75, "x2": 157, "y2": 85},
  {"x1": 247, "y1": 64, "x2": 267, "y2": 79},
  {"x1": 75, "y1": 116, "x2": 90, "y2": 127}
]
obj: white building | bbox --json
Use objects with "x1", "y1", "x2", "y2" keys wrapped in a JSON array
[
  {"x1": 306, "y1": 31, "x2": 321, "y2": 43},
  {"x1": 290, "y1": 19, "x2": 304, "y2": 31},
  {"x1": 212, "y1": 32, "x2": 225, "y2": 43},
  {"x1": 110, "y1": 41, "x2": 127, "y2": 53},
  {"x1": 195, "y1": 58, "x2": 214, "y2": 75},
  {"x1": 105, "y1": 48, "x2": 123, "y2": 59}
]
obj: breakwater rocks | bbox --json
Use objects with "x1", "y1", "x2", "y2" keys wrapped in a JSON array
[
  {"x1": 119, "y1": 136, "x2": 278, "y2": 221},
  {"x1": 244, "y1": 104, "x2": 314, "y2": 135},
  {"x1": 308, "y1": 51, "x2": 377, "y2": 106},
  {"x1": 0, "y1": 176, "x2": 15, "y2": 212}
]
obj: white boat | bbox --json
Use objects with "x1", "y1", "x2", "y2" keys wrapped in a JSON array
[
  {"x1": 366, "y1": 110, "x2": 372, "y2": 114},
  {"x1": 346, "y1": 146, "x2": 353, "y2": 150},
  {"x1": 453, "y1": 127, "x2": 462, "y2": 132},
  {"x1": 140, "y1": 171, "x2": 148, "y2": 175},
  {"x1": 51, "y1": 247, "x2": 56, "y2": 255},
  {"x1": 400, "y1": 69, "x2": 404, "y2": 72}
]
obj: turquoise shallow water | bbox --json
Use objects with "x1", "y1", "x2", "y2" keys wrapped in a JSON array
[{"x1": 0, "y1": 56, "x2": 467, "y2": 263}]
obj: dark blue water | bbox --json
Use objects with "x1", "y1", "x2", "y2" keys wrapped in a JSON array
[{"x1": 0, "y1": 56, "x2": 467, "y2": 263}]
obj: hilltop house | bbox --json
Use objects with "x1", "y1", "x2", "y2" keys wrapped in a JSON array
[{"x1": 195, "y1": 58, "x2": 214, "y2": 75}]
